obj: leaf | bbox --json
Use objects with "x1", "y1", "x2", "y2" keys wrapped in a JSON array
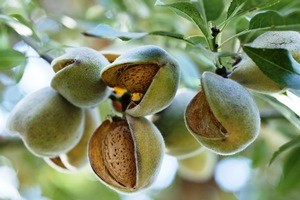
[
  {"x1": 227, "y1": 0, "x2": 245, "y2": 18},
  {"x1": 269, "y1": 0, "x2": 300, "y2": 13},
  {"x1": 249, "y1": 11, "x2": 300, "y2": 31},
  {"x1": 9, "y1": 14, "x2": 40, "y2": 41},
  {"x1": 174, "y1": 52, "x2": 201, "y2": 89},
  {"x1": 185, "y1": 35, "x2": 207, "y2": 50},
  {"x1": 236, "y1": 17, "x2": 250, "y2": 42},
  {"x1": 220, "y1": 10, "x2": 300, "y2": 47},
  {"x1": 269, "y1": 136, "x2": 300, "y2": 165},
  {"x1": 0, "y1": 26, "x2": 9, "y2": 49},
  {"x1": 83, "y1": 24, "x2": 147, "y2": 40},
  {"x1": 0, "y1": 14, "x2": 14, "y2": 23},
  {"x1": 84, "y1": 24, "x2": 194, "y2": 44},
  {"x1": 155, "y1": 1, "x2": 209, "y2": 38},
  {"x1": 251, "y1": 139, "x2": 268, "y2": 168},
  {"x1": 0, "y1": 14, "x2": 33, "y2": 37},
  {"x1": 227, "y1": 0, "x2": 282, "y2": 18},
  {"x1": 203, "y1": 0, "x2": 224, "y2": 21},
  {"x1": 243, "y1": 46, "x2": 300, "y2": 89},
  {"x1": 255, "y1": 93, "x2": 300, "y2": 131},
  {"x1": 0, "y1": 49, "x2": 26, "y2": 70},
  {"x1": 14, "y1": 61, "x2": 27, "y2": 83},
  {"x1": 277, "y1": 146, "x2": 300, "y2": 194},
  {"x1": 258, "y1": 0, "x2": 282, "y2": 9},
  {"x1": 149, "y1": 31, "x2": 186, "y2": 41}
]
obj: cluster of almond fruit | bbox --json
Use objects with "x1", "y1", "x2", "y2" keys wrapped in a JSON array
[{"x1": 7, "y1": 31, "x2": 300, "y2": 193}]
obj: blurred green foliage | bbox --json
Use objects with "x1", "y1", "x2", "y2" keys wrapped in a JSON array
[{"x1": 1, "y1": 0, "x2": 300, "y2": 199}]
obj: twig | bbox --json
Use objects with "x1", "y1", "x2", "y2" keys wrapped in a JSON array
[
  {"x1": 21, "y1": 36, "x2": 53, "y2": 64},
  {"x1": 0, "y1": 136, "x2": 23, "y2": 149}
]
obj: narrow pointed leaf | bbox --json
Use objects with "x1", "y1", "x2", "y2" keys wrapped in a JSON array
[
  {"x1": 149, "y1": 31, "x2": 186, "y2": 41},
  {"x1": 277, "y1": 147, "x2": 300, "y2": 194},
  {"x1": 257, "y1": 93, "x2": 300, "y2": 131},
  {"x1": 227, "y1": 0, "x2": 282, "y2": 18},
  {"x1": 221, "y1": 10, "x2": 300, "y2": 46},
  {"x1": 249, "y1": 11, "x2": 300, "y2": 31},
  {"x1": 203, "y1": 0, "x2": 224, "y2": 21},
  {"x1": 84, "y1": 24, "x2": 193, "y2": 44},
  {"x1": 227, "y1": 0, "x2": 245, "y2": 18},
  {"x1": 83, "y1": 24, "x2": 147, "y2": 40},
  {"x1": 14, "y1": 62, "x2": 27, "y2": 83},
  {"x1": 269, "y1": 136, "x2": 300, "y2": 165},
  {"x1": 243, "y1": 46, "x2": 300, "y2": 89},
  {"x1": 0, "y1": 49, "x2": 26, "y2": 70},
  {"x1": 10, "y1": 14, "x2": 40, "y2": 41},
  {"x1": 0, "y1": 14, "x2": 34, "y2": 37},
  {"x1": 155, "y1": 1, "x2": 208, "y2": 37}
]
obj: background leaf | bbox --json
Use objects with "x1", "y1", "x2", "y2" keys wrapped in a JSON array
[
  {"x1": 173, "y1": 52, "x2": 201, "y2": 89},
  {"x1": 9, "y1": 14, "x2": 40, "y2": 41},
  {"x1": 84, "y1": 24, "x2": 194, "y2": 44},
  {"x1": 83, "y1": 24, "x2": 147, "y2": 40},
  {"x1": 227, "y1": 0, "x2": 282, "y2": 18},
  {"x1": 156, "y1": 1, "x2": 209, "y2": 38},
  {"x1": 202, "y1": 0, "x2": 224, "y2": 21},
  {"x1": 269, "y1": 0, "x2": 300, "y2": 14},
  {"x1": 249, "y1": 11, "x2": 300, "y2": 31},
  {"x1": 256, "y1": 93, "x2": 300, "y2": 131},
  {"x1": 250, "y1": 139, "x2": 269, "y2": 168},
  {"x1": 0, "y1": 14, "x2": 34, "y2": 37},
  {"x1": 0, "y1": 49, "x2": 26, "y2": 70},
  {"x1": 14, "y1": 62, "x2": 27, "y2": 83},
  {"x1": 269, "y1": 136, "x2": 300, "y2": 165},
  {"x1": 278, "y1": 146, "x2": 300, "y2": 194},
  {"x1": 243, "y1": 46, "x2": 300, "y2": 89},
  {"x1": 227, "y1": 0, "x2": 245, "y2": 18},
  {"x1": 185, "y1": 35, "x2": 207, "y2": 50}
]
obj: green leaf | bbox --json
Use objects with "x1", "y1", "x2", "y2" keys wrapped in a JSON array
[
  {"x1": 269, "y1": 136, "x2": 300, "y2": 165},
  {"x1": 84, "y1": 24, "x2": 194, "y2": 44},
  {"x1": 249, "y1": 11, "x2": 300, "y2": 31},
  {"x1": 0, "y1": 14, "x2": 13, "y2": 23},
  {"x1": 185, "y1": 35, "x2": 207, "y2": 44},
  {"x1": 227, "y1": 0, "x2": 245, "y2": 18},
  {"x1": 235, "y1": 17, "x2": 250, "y2": 43},
  {"x1": 83, "y1": 24, "x2": 147, "y2": 40},
  {"x1": 243, "y1": 46, "x2": 300, "y2": 89},
  {"x1": 203, "y1": 0, "x2": 224, "y2": 21},
  {"x1": 251, "y1": 139, "x2": 268, "y2": 168},
  {"x1": 220, "y1": 10, "x2": 300, "y2": 47},
  {"x1": 0, "y1": 26, "x2": 9, "y2": 49},
  {"x1": 9, "y1": 14, "x2": 40, "y2": 41},
  {"x1": 0, "y1": 49, "x2": 26, "y2": 70},
  {"x1": 174, "y1": 52, "x2": 201, "y2": 89},
  {"x1": 256, "y1": 94, "x2": 300, "y2": 131},
  {"x1": 0, "y1": 14, "x2": 34, "y2": 38},
  {"x1": 227, "y1": 0, "x2": 282, "y2": 18},
  {"x1": 278, "y1": 146, "x2": 300, "y2": 194},
  {"x1": 258, "y1": 0, "x2": 282, "y2": 9},
  {"x1": 14, "y1": 61, "x2": 27, "y2": 83},
  {"x1": 155, "y1": 1, "x2": 209, "y2": 38},
  {"x1": 269, "y1": 0, "x2": 300, "y2": 13},
  {"x1": 149, "y1": 31, "x2": 187, "y2": 41}
]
